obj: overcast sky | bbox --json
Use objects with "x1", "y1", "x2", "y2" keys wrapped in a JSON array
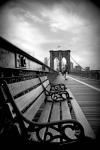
[{"x1": 0, "y1": 0, "x2": 100, "y2": 69}]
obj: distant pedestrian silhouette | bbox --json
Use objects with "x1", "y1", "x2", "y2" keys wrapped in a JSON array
[{"x1": 62, "y1": 65, "x2": 68, "y2": 80}]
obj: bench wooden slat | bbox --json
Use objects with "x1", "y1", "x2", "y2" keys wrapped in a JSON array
[
  {"x1": 61, "y1": 100, "x2": 76, "y2": 139},
  {"x1": 40, "y1": 76, "x2": 47, "y2": 82},
  {"x1": 50, "y1": 103, "x2": 60, "y2": 122},
  {"x1": 22, "y1": 93, "x2": 45, "y2": 121},
  {"x1": 48, "y1": 102, "x2": 60, "y2": 142},
  {"x1": 15, "y1": 85, "x2": 44, "y2": 111},
  {"x1": 61, "y1": 101, "x2": 71, "y2": 120},
  {"x1": 36, "y1": 102, "x2": 52, "y2": 141},
  {"x1": 46, "y1": 85, "x2": 50, "y2": 91},
  {"x1": 38, "y1": 102, "x2": 52, "y2": 123},
  {"x1": 8, "y1": 78, "x2": 40, "y2": 96},
  {"x1": 43, "y1": 80, "x2": 49, "y2": 88}
]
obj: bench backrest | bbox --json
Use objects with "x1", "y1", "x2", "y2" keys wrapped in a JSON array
[{"x1": 6, "y1": 75, "x2": 50, "y2": 121}]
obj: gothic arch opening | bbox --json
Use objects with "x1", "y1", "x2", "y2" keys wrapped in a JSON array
[
  {"x1": 62, "y1": 57, "x2": 67, "y2": 69},
  {"x1": 54, "y1": 57, "x2": 59, "y2": 71},
  {"x1": 50, "y1": 50, "x2": 70, "y2": 73},
  {"x1": 62, "y1": 57, "x2": 68, "y2": 73}
]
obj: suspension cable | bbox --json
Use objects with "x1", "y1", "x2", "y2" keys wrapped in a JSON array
[{"x1": 70, "y1": 55, "x2": 85, "y2": 71}]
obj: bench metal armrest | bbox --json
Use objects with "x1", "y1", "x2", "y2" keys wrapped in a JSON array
[
  {"x1": 11, "y1": 108, "x2": 85, "y2": 145},
  {"x1": 45, "y1": 89, "x2": 72, "y2": 103},
  {"x1": 50, "y1": 83, "x2": 67, "y2": 92},
  {"x1": 26, "y1": 118, "x2": 85, "y2": 144}
]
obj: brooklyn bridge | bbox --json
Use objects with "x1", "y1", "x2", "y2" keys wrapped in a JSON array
[{"x1": 0, "y1": 36, "x2": 100, "y2": 147}]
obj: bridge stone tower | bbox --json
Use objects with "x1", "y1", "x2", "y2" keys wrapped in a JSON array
[{"x1": 50, "y1": 50, "x2": 70, "y2": 73}]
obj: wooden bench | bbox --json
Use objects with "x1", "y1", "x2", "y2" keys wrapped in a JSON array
[{"x1": 0, "y1": 74, "x2": 86, "y2": 145}]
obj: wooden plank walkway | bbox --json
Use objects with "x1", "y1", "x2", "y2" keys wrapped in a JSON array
[{"x1": 51, "y1": 73, "x2": 100, "y2": 139}]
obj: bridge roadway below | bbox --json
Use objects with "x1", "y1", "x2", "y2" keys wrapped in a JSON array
[{"x1": 51, "y1": 73, "x2": 100, "y2": 139}]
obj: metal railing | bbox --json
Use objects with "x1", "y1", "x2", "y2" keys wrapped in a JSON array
[
  {"x1": 0, "y1": 36, "x2": 57, "y2": 79},
  {"x1": 70, "y1": 70, "x2": 100, "y2": 80}
]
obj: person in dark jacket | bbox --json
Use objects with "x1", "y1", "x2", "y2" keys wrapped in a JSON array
[{"x1": 62, "y1": 65, "x2": 68, "y2": 80}]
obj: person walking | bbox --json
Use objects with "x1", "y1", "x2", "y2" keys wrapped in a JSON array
[{"x1": 62, "y1": 65, "x2": 68, "y2": 80}]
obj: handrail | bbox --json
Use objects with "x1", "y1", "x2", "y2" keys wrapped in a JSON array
[
  {"x1": 70, "y1": 70, "x2": 100, "y2": 80},
  {"x1": 0, "y1": 36, "x2": 56, "y2": 73}
]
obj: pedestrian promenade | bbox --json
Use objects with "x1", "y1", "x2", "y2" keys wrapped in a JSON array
[{"x1": 52, "y1": 73, "x2": 100, "y2": 138}]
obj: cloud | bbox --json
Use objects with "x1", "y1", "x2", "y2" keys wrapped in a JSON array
[
  {"x1": 25, "y1": 12, "x2": 44, "y2": 23},
  {"x1": 41, "y1": 6, "x2": 85, "y2": 32},
  {"x1": 0, "y1": 0, "x2": 100, "y2": 69},
  {"x1": 0, "y1": 5, "x2": 49, "y2": 58}
]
